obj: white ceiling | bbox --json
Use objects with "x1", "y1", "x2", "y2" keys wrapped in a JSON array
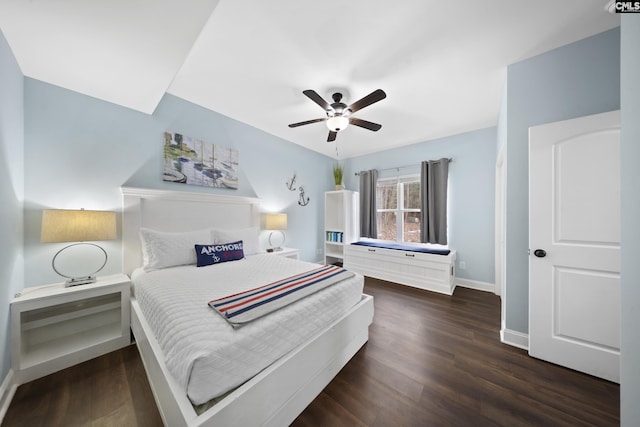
[{"x1": 0, "y1": 0, "x2": 619, "y2": 159}]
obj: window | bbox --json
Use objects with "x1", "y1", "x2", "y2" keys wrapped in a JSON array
[{"x1": 376, "y1": 175, "x2": 421, "y2": 243}]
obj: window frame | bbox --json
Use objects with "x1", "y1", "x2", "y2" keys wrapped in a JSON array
[{"x1": 376, "y1": 174, "x2": 421, "y2": 243}]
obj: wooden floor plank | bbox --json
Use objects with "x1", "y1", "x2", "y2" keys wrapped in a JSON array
[
  {"x1": 3, "y1": 278, "x2": 619, "y2": 426},
  {"x1": 292, "y1": 279, "x2": 620, "y2": 426}
]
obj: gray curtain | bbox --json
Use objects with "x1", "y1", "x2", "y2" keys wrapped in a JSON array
[
  {"x1": 359, "y1": 169, "x2": 378, "y2": 238},
  {"x1": 420, "y1": 158, "x2": 449, "y2": 244}
]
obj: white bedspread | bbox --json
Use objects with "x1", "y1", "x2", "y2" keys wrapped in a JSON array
[{"x1": 132, "y1": 254, "x2": 364, "y2": 405}]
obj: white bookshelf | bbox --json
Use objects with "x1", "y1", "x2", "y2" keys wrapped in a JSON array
[
  {"x1": 324, "y1": 190, "x2": 359, "y2": 265},
  {"x1": 11, "y1": 274, "x2": 131, "y2": 384}
]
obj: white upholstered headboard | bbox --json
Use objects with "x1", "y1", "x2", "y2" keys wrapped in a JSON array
[{"x1": 121, "y1": 187, "x2": 261, "y2": 275}]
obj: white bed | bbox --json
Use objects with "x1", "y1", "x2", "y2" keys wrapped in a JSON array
[{"x1": 121, "y1": 187, "x2": 374, "y2": 427}]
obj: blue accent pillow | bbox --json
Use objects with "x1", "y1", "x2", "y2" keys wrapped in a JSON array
[{"x1": 195, "y1": 241, "x2": 245, "y2": 267}]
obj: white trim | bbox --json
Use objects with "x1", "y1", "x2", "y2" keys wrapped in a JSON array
[
  {"x1": 376, "y1": 173, "x2": 420, "y2": 184},
  {"x1": 0, "y1": 369, "x2": 17, "y2": 424},
  {"x1": 376, "y1": 177, "x2": 421, "y2": 243},
  {"x1": 455, "y1": 277, "x2": 496, "y2": 294},
  {"x1": 120, "y1": 186, "x2": 261, "y2": 205},
  {"x1": 500, "y1": 328, "x2": 529, "y2": 350},
  {"x1": 495, "y1": 144, "x2": 506, "y2": 298}
]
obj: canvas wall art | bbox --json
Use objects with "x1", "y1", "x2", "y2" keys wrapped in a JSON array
[{"x1": 163, "y1": 132, "x2": 239, "y2": 189}]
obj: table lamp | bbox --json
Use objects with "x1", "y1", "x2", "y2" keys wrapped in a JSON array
[
  {"x1": 265, "y1": 213, "x2": 287, "y2": 251},
  {"x1": 41, "y1": 209, "x2": 116, "y2": 286}
]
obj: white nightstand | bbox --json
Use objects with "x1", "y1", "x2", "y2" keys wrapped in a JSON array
[
  {"x1": 11, "y1": 273, "x2": 131, "y2": 384},
  {"x1": 267, "y1": 247, "x2": 299, "y2": 260}
]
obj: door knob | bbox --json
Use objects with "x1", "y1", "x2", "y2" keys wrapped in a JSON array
[{"x1": 533, "y1": 249, "x2": 547, "y2": 258}]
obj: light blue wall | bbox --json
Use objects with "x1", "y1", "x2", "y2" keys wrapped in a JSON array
[
  {"x1": 504, "y1": 28, "x2": 620, "y2": 334},
  {"x1": 0, "y1": 30, "x2": 24, "y2": 381},
  {"x1": 343, "y1": 127, "x2": 497, "y2": 285},
  {"x1": 23, "y1": 81, "x2": 336, "y2": 287},
  {"x1": 497, "y1": 83, "x2": 507, "y2": 153},
  {"x1": 620, "y1": 16, "x2": 640, "y2": 427}
]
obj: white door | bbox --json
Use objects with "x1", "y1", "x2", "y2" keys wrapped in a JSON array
[{"x1": 529, "y1": 110, "x2": 620, "y2": 383}]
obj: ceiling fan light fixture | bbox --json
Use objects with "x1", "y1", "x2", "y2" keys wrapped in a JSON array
[
  {"x1": 289, "y1": 89, "x2": 385, "y2": 139},
  {"x1": 326, "y1": 115, "x2": 349, "y2": 132}
]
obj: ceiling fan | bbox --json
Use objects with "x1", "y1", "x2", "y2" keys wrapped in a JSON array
[{"x1": 288, "y1": 89, "x2": 386, "y2": 142}]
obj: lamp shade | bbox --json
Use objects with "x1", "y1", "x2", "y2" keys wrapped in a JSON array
[
  {"x1": 326, "y1": 115, "x2": 349, "y2": 132},
  {"x1": 265, "y1": 213, "x2": 287, "y2": 230},
  {"x1": 41, "y1": 209, "x2": 117, "y2": 243}
]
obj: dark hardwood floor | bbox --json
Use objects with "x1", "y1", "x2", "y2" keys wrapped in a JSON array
[
  {"x1": 3, "y1": 278, "x2": 619, "y2": 426},
  {"x1": 293, "y1": 279, "x2": 619, "y2": 426},
  {"x1": 2, "y1": 341, "x2": 162, "y2": 427}
]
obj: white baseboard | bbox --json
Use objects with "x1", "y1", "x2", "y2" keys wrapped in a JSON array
[
  {"x1": 0, "y1": 369, "x2": 17, "y2": 424},
  {"x1": 455, "y1": 278, "x2": 496, "y2": 294},
  {"x1": 454, "y1": 281, "x2": 529, "y2": 351},
  {"x1": 501, "y1": 328, "x2": 529, "y2": 351}
]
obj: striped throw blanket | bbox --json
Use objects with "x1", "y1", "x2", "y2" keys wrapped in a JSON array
[{"x1": 209, "y1": 264, "x2": 354, "y2": 328}]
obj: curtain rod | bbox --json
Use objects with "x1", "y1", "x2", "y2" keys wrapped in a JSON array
[{"x1": 354, "y1": 158, "x2": 452, "y2": 176}]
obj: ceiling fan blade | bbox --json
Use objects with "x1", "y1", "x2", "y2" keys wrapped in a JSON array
[
  {"x1": 349, "y1": 117, "x2": 382, "y2": 132},
  {"x1": 303, "y1": 90, "x2": 331, "y2": 111},
  {"x1": 327, "y1": 131, "x2": 337, "y2": 142},
  {"x1": 347, "y1": 89, "x2": 386, "y2": 114},
  {"x1": 288, "y1": 118, "x2": 326, "y2": 128}
]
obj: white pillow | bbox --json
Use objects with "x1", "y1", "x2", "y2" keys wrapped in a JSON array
[
  {"x1": 214, "y1": 227, "x2": 260, "y2": 256},
  {"x1": 139, "y1": 227, "x2": 213, "y2": 271}
]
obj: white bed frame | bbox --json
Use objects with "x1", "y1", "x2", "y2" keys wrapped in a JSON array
[{"x1": 121, "y1": 187, "x2": 374, "y2": 427}]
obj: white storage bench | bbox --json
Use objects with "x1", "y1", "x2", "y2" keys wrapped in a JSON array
[{"x1": 344, "y1": 241, "x2": 457, "y2": 295}]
